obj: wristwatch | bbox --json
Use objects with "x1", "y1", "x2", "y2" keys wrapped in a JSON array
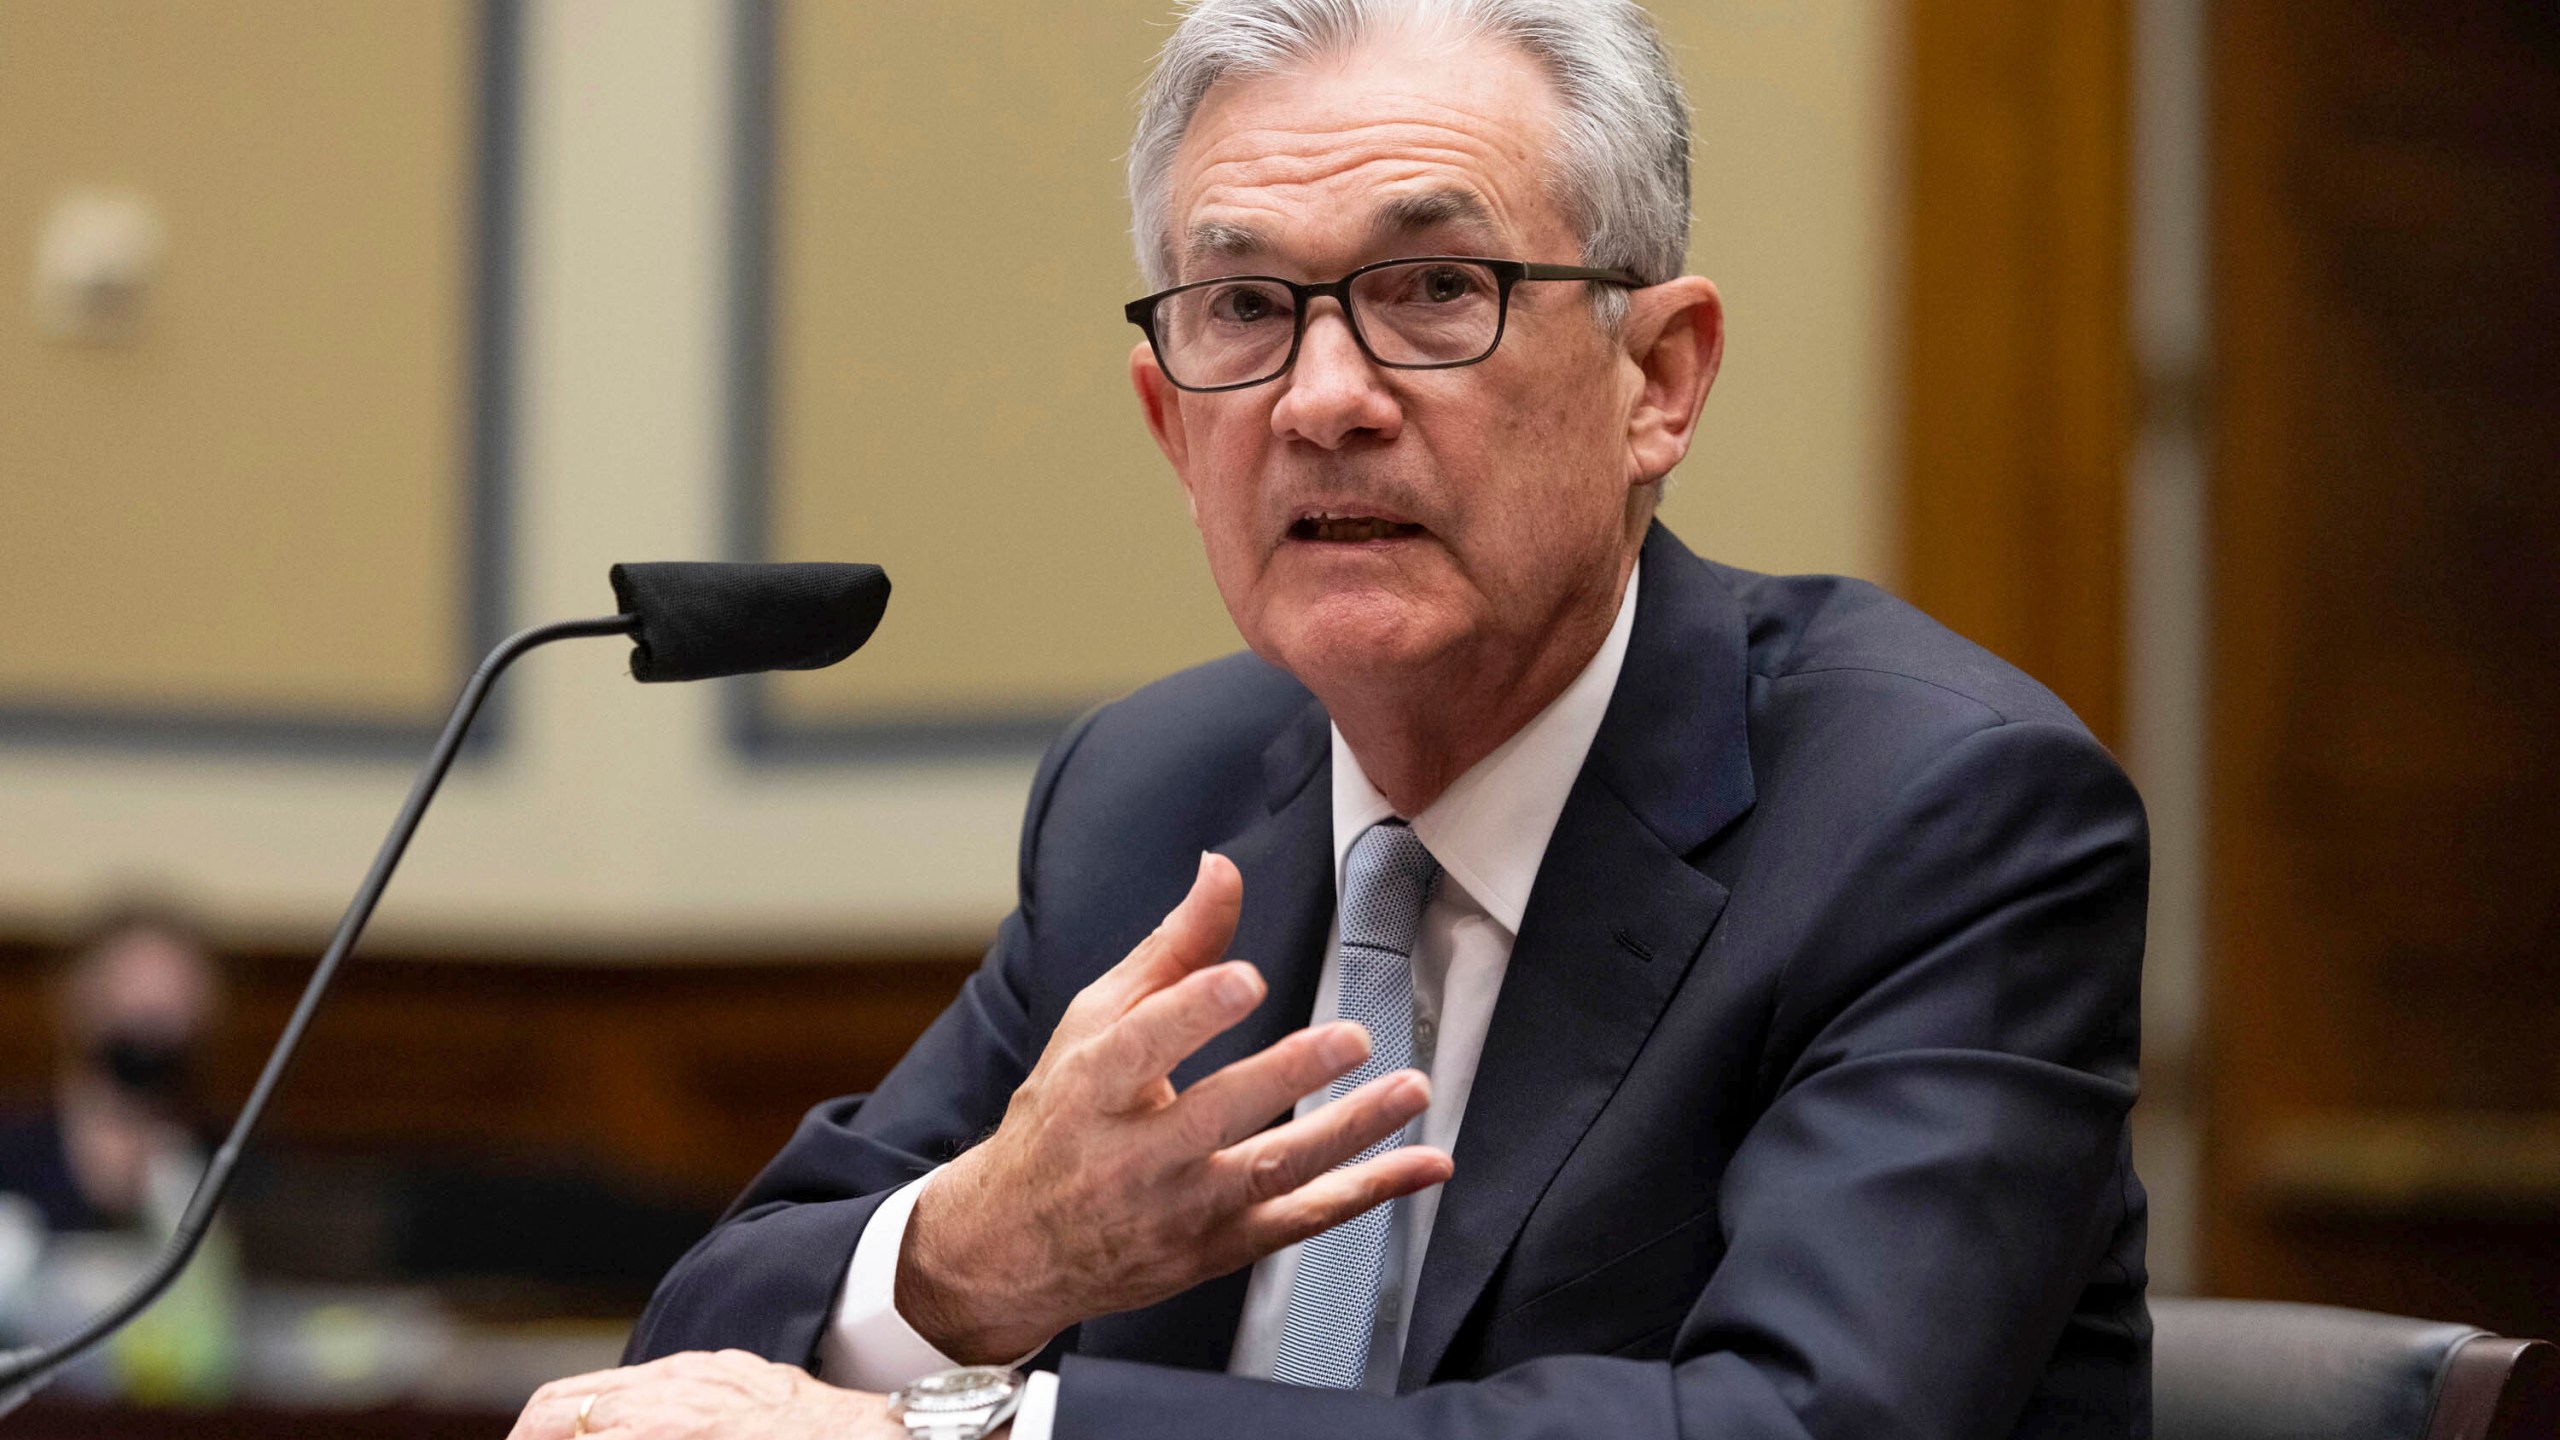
[{"x1": 885, "y1": 1365, "x2": 1025, "y2": 1440}]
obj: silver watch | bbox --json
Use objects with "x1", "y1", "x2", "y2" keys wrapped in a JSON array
[{"x1": 885, "y1": 1365, "x2": 1025, "y2": 1440}]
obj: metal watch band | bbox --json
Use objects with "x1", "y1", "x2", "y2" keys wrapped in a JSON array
[{"x1": 890, "y1": 1367, "x2": 1024, "y2": 1440}]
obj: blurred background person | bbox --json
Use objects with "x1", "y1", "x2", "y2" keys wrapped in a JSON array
[
  {"x1": 0, "y1": 902, "x2": 242, "y2": 1405},
  {"x1": 0, "y1": 904, "x2": 224, "y2": 1237}
]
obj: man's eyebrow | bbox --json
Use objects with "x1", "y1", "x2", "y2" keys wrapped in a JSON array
[
  {"x1": 1369, "y1": 188, "x2": 1499, "y2": 246},
  {"x1": 1175, "y1": 189, "x2": 1498, "y2": 278},
  {"x1": 1181, "y1": 220, "x2": 1268, "y2": 274}
]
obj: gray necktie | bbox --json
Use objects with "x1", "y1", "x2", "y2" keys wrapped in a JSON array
[{"x1": 1270, "y1": 819, "x2": 1440, "y2": 1389}]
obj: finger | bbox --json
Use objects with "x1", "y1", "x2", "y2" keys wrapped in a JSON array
[
  {"x1": 1071, "y1": 852, "x2": 1244, "y2": 1025},
  {"x1": 1244, "y1": 1144, "x2": 1456, "y2": 1251},
  {"x1": 530, "y1": 1366, "x2": 635, "y2": 1400},
  {"x1": 515, "y1": 1356, "x2": 684, "y2": 1439},
  {"x1": 1222, "y1": 1069, "x2": 1434, "y2": 1203},
  {"x1": 1169, "y1": 1021, "x2": 1372, "y2": 1150},
  {"x1": 510, "y1": 1383, "x2": 604, "y2": 1440},
  {"x1": 505, "y1": 1395, "x2": 566, "y2": 1440},
  {"x1": 1095, "y1": 851, "x2": 1244, "y2": 1014},
  {"x1": 1083, "y1": 958, "x2": 1268, "y2": 1098}
]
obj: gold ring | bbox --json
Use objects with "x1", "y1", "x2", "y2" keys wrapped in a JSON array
[{"x1": 574, "y1": 1392, "x2": 599, "y2": 1435}]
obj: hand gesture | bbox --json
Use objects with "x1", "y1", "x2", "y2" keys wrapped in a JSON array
[{"x1": 897, "y1": 852, "x2": 1452, "y2": 1362}]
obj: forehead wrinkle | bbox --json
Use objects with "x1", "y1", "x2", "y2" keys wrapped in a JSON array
[
  {"x1": 1187, "y1": 140, "x2": 1534, "y2": 237},
  {"x1": 1184, "y1": 166, "x2": 1527, "y2": 279},
  {"x1": 1203, "y1": 54, "x2": 1549, "y2": 155},
  {"x1": 1189, "y1": 112, "x2": 1527, "y2": 189},
  {"x1": 1369, "y1": 187, "x2": 1498, "y2": 248}
]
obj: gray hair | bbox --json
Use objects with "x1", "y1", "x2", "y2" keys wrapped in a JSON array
[{"x1": 1127, "y1": 0, "x2": 1693, "y2": 315}]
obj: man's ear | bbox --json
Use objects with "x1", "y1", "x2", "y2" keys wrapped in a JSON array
[
  {"x1": 1619, "y1": 276, "x2": 1724, "y2": 484},
  {"x1": 1131, "y1": 341, "x2": 1200, "y2": 523}
]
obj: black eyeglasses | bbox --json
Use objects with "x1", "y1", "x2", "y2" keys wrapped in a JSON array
[{"x1": 1124, "y1": 255, "x2": 1645, "y2": 393}]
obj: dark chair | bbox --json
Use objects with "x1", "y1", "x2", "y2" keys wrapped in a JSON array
[{"x1": 2152, "y1": 1298, "x2": 2560, "y2": 1440}]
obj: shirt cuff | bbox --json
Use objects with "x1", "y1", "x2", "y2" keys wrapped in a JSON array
[
  {"x1": 1009, "y1": 1371, "x2": 1060, "y2": 1440},
  {"x1": 816, "y1": 1169, "x2": 959, "y2": 1392}
]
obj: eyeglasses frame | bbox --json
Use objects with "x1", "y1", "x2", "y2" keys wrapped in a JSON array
[{"x1": 1123, "y1": 255, "x2": 1647, "y2": 393}]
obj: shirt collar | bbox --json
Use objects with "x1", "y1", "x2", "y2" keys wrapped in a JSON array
[{"x1": 1329, "y1": 559, "x2": 1640, "y2": 936}]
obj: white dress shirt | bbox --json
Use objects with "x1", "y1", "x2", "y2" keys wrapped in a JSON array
[{"x1": 820, "y1": 564, "x2": 1639, "y2": 1438}]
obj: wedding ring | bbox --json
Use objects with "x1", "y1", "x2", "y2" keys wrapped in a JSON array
[{"x1": 574, "y1": 1392, "x2": 599, "y2": 1435}]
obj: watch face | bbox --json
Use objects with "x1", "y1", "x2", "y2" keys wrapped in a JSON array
[{"x1": 903, "y1": 1366, "x2": 1016, "y2": 1412}]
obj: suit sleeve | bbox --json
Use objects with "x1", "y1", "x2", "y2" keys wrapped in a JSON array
[
  {"x1": 620, "y1": 706, "x2": 1105, "y2": 1368},
  {"x1": 1049, "y1": 718, "x2": 2150, "y2": 1440}
]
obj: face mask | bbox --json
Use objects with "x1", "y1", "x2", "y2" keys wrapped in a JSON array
[{"x1": 90, "y1": 1032, "x2": 195, "y2": 1102}]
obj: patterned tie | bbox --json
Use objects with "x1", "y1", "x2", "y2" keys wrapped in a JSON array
[{"x1": 1270, "y1": 819, "x2": 1441, "y2": 1389}]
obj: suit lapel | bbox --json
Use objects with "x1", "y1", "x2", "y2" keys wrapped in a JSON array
[
  {"x1": 1075, "y1": 698, "x2": 1335, "y2": 1372},
  {"x1": 1178, "y1": 705, "x2": 1335, "y2": 1088},
  {"x1": 1398, "y1": 524, "x2": 1758, "y2": 1388}
]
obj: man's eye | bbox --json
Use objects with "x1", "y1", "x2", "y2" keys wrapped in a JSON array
[
  {"x1": 1415, "y1": 266, "x2": 1480, "y2": 302},
  {"x1": 1209, "y1": 286, "x2": 1286, "y2": 323}
]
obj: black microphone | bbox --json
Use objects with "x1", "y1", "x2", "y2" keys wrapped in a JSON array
[
  {"x1": 611, "y1": 561, "x2": 890, "y2": 682},
  {"x1": 0, "y1": 562, "x2": 889, "y2": 1417}
]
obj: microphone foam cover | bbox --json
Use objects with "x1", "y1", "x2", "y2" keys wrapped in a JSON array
[{"x1": 608, "y1": 562, "x2": 890, "y2": 682}]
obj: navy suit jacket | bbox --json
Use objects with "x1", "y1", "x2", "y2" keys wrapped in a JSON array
[{"x1": 626, "y1": 523, "x2": 2151, "y2": 1440}]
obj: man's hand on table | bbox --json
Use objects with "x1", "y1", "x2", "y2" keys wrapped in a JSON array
[
  {"x1": 899, "y1": 851, "x2": 1456, "y2": 1363},
  {"x1": 509, "y1": 1350, "x2": 921, "y2": 1439}
]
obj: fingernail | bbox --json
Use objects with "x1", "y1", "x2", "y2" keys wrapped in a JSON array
[
  {"x1": 1320, "y1": 1023, "x2": 1369, "y2": 1069},
  {"x1": 1198, "y1": 850, "x2": 1215, "y2": 880},
  {"x1": 1216, "y1": 966, "x2": 1257, "y2": 1008}
]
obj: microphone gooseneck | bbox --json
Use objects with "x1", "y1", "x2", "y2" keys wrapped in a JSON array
[
  {"x1": 1, "y1": 560, "x2": 890, "y2": 1415},
  {"x1": 0, "y1": 613, "x2": 635, "y2": 1417}
]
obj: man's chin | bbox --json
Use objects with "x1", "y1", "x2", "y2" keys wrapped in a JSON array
[{"x1": 1252, "y1": 592, "x2": 1463, "y2": 693}]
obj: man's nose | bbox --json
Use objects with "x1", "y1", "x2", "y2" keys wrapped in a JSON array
[{"x1": 1269, "y1": 302, "x2": 1402, "y2": 449}]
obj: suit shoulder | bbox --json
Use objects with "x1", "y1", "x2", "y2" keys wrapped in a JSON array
[
  {"x1": 1706, "y1": 561, "x2": 2089, "y2": 735},
  {"x1": 1014, "y1": 650, "x2": 1315, "y2": 955},
  {"x1": 1073, "y1": 648, "x2": 1314, "y2": 768},
  {"x1": 1030, "y1": 649, "x2": 1314, "y2": 849}
]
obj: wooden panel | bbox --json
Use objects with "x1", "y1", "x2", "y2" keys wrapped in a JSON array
[
  {"x1": 0, "y1": 940, "x2": 978, "y2": 1206},
  {"x1": 1901, "y1": 0, "x2": 2131, "y2": 746},
  {"x1": 2203, "y1": 0, "x2": 2560, "y2": 1338},
  {"x1": 0, "y1": 1, "x2": 484, "y2": 723}
]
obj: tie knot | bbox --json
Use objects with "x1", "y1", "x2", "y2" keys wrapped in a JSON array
[{"x1": 1340, "y1": 821, "x2": 1440, "y2": 957}]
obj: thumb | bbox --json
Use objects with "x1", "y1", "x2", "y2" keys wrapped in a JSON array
[{"x1": 1083, "y1": 851, "x2": 1245, "y2": 1022}]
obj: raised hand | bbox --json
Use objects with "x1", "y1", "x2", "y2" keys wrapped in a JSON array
[{"x1": 895, "y1": 851, "x2": 1452, "y2": 1363}]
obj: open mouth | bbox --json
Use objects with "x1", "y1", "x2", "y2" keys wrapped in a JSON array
[{"x1": 1290, "y1": 513, "x2": 1425, "y2": 544}]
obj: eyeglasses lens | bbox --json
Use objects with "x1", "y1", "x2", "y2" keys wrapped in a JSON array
[
  {"x1": 1350, "y1": 260, "x2": 1501, "y2": 366},
  {"x1": 1152, "y1": 260, "x2": 1503, "y2": 388},
  {"x1": 1155, "y1": 279, "x2": 1296, "y2": 389}
]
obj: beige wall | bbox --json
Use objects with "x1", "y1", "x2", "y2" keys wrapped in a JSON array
[
  {"x1": 769, "y1": 2, "x2": 1237, "y2": 727},
  {"x1": 0, "y1": 0, "x2": 473, "y2": 717},
  {"x1": 1655, "y1": 2, "x2": 1897, "y2": 581},
  {"x1": 0, "y1": 0, "x2": 1897, "y2": 951}
]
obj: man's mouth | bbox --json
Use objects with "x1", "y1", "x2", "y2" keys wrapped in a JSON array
[{"x1": 1289, "y1": 512, "x2": 1425, "y2": 544}]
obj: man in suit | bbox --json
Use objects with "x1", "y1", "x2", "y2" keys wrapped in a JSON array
[{"x1": 509, "y1": 2, "x2": 2148, "y2": 1437}]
